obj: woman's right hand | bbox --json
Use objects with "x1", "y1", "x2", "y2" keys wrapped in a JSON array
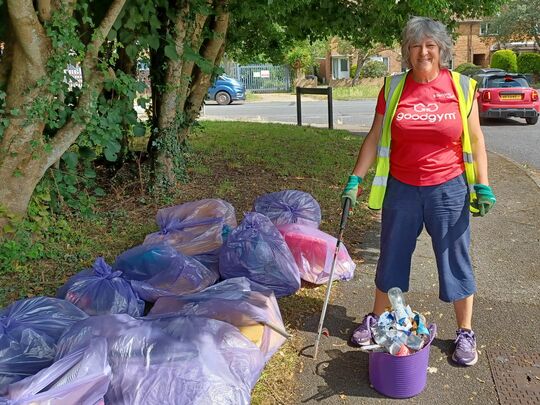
[{"x1": 341, "y1": 175, "x2": 362, "y2": 207}]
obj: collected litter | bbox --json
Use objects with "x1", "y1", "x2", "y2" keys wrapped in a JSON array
[
  {"x1": 55, "y1": 314, "x2": 265, "y2": 405},
  {"x1": 114, "y1": 243, "x2": 219, "y2": 302},
  {"x1": 0, "y1": 297, "x2": 88, "y2": 392},
  {"x1": 253, "y1": 189, "x2": 321, "y2": 228},
  {"x1": 278, "y1": 223, "x2": 355, "y2": 284},
  {"x1": 219, "y1": 212, "x2": 301, "y2": 298},
  {"x1": 148, "y1": 277, "x2": 288, "y2": 362},
  {"x1": 364, "y1": 287, "x2": 431, "y2": 356},
  {"x1": 1, "y1": 338, "x2": 110, "y2": 405},
  {"x1": 144, "y1": 198, "x2": 237, "y2": 256},
  {"x1": 57, "y1": 257, "x2": 144, "y2": 317},
  {"x1": 366, "y1": 287, "x2": 437, "y2": 399}
]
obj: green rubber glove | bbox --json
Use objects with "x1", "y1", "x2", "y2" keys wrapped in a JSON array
[
  {"x1": 471, "y1": 184, "x2": 496, "y2": 217},
  {"x1": 341, "y1": 175, "x2": 362, "y2": 207}
]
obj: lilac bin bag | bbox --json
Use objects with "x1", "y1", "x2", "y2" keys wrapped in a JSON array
[
  {"x1": 55, "y1": 314, "x2": 265, "y2": 405},
  {"x1": 277, "y1": 223, "x2": 356, "y2": 284},
  {"x1": 0, "y1": 297, "x2": 87, "y2": 393},
  {"x1": 57, "y1": 257, "x2": 144, "y2": 317},
  {"x1": 144, "y1": 199, "x2": 237, "y2": 256},
  {"x1": 114, "y1": 243, "x2": 219, "y2": 302},
  {"x1": 253, "y1": 189, "x2": 321, "y2": 228},
  {"x1": 2, "y1": 338, "x2": 110, "y2": 405},
  {"x1": 149, "y1": 277, "x2": 288, "y2": 362},
  {"x1": 219, "y1": 212, "x2": 300, "y2": 298}
]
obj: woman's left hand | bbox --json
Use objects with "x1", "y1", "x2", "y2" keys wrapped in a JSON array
[{"x1": 471, "y1": 184, "x2": 496, "y2": 217}]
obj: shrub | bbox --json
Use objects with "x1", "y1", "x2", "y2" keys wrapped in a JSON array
[
  {"x1": 517, "y1": 53, "x2": 540, "y2": 75},
  {"x1": 454, "y1": 63, "x2": 481, "y2": 77},
  {"x1": 490, "y1": 50, "x2": 517, "y2": 72},
  {"x1": 350, "y1": 64, "x2": 357, "y2": 79},
  {"x1": 359, "y1": 60, "x2": 387, "y2": 78}
]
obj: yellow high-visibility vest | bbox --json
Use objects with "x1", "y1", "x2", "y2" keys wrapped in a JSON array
[{"x1": 368, "y1": 70, "x2": 479, "y2": 213}]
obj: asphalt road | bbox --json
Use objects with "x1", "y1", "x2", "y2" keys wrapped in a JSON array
[{"x1": 202, "y1": 100, "x2": 540, "y2": 171}]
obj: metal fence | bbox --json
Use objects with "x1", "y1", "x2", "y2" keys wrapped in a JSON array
[{"x1": 225, "y1": 63, "x2": 292, "y2": 93}]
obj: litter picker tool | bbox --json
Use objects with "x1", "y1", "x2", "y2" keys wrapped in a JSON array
[{"x1": 313, "y1": 195, "x2": 353, "y2": 360}]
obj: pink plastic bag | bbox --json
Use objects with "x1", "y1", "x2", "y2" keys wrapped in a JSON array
[{"x1": 277, "y1": 223, "x2": 356, "y2": 284}]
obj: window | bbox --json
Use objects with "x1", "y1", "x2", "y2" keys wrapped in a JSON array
[
  {"x1": 382, "y1": 57, "x2": 389, "y2": 71},
  {"x1": 480, "y1": 22, "x2": 498, "y2": 36},
  {"x1": 340, "y1": 58, "x2": 348, "y2": 72}
]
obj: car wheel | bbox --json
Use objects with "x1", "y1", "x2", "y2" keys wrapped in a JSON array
[
  {"x1": 525, "y1": 116, "x2": 538, "y2": 125},
  {"x1": 215, "y1": 91, "x2": 232, "y2": 105}
]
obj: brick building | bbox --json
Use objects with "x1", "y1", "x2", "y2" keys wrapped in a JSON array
[{"x1": 321, "y1": 20, "x2": 538, "y2": 79}]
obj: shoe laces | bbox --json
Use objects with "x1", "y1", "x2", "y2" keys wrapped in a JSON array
[{"x1": 455, "y1": 329, "x2": 475, "y2": 351}]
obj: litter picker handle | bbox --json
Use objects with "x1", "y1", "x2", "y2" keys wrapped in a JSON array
[{"x1": 340, "y1": 197, "x2": 351, "y2": 232}]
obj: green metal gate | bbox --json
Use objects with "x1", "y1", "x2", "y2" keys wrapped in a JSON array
[{"x1": 226, "y1": 63, "x2": 291, "y2": 93}]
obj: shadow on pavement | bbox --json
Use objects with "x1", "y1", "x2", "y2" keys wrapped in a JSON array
[
  {"x1": 300, "y1": 349, "x2": 385, "y2": 402},
  {"x1": 480, "y1": 117, "x2": 528, "y2": 126}
]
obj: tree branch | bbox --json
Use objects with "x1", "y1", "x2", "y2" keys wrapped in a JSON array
[
  {"x1": 7, "y1": 0, "x2": 48, "y2": 69},
  {"x1": 37, "y1": 0, "x2": 52, "y2": 22},
  {"x1": 176, "y1": 10, "x2": 209, "y2": 111},
  {"x1": 84, "y1": 0, "x2": 126, "y2": 66},
  {"x1": 186, "y1": 1, "x2": 229, "y2": 122},
  {"x1": 45, "y1": 0, "x2": 127, "y2": 166}
]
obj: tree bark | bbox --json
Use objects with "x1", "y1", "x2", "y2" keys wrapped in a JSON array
[{"x1": 150, "y1": 0, "x2": 229, "y2": 189}]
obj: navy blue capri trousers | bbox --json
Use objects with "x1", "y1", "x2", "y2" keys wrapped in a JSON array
[{"x1": 375, "y1": 174, "x2": 476, "y2": 302}]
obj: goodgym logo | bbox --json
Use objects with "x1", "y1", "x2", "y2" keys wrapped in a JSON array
[
  {"x1": 396, "y1": 102, "x2": 456, "y2": 123},
  {"x1": 413, "y1": 103, "x2": 438, "y2": 113}
]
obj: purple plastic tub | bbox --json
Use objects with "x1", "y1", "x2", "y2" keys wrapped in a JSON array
[{"x1": 369, "y1": 324, "x2": 437, "y2": 399}]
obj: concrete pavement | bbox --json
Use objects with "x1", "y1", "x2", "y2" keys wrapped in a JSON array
[{"x1": 294, "y1": 152, "x2": 540, "y2": 404}]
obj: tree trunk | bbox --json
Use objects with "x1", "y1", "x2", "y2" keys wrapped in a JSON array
[{"x1": 149, "y1": 0, "x2": 229, "y2": 190}]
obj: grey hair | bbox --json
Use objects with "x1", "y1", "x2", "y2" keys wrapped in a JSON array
[{"x1": 401, "y1": 16, "x2": 453, "y2": 69}]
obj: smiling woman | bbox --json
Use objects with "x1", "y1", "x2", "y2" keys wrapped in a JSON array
[{"x1": 342, "y1": 16, "x2": 494, "y2": 370}]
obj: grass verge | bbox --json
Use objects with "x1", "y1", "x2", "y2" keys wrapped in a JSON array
[{"x1": 331, "y1": 85, "x2": 380, "y2": 100}]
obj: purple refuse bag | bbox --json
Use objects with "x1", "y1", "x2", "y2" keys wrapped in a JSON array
[
  {"x1": 253, "y1": 189, "x2": 321, "y2": 228},
  {"x1": 2, "y1": 338, "x2": 110, "y2": 405},
  {"x1": 149, "y1": 277, "x2": 288, "y2": 362},
  {"x1": 57, "y1": 257, "x2": 144, "y2": 317},
  {"x1": 0, "y1": 297, "x2": 87, "y2": 393},
  {"x1": 219, "y1": 212, "x2": 300, "y2": 298},
  {"x1": 55, "y1": 314, "x2": 265, "y2": 405},
  {"x1": 144, "y1": 199, "x2": 237, "y2": 256},
  {"x1": 113, "y1": 243, "x2": 219, "y2": 302},
  {"x1": 277, "y1": 223, "x2": 356, "y2": 284}
]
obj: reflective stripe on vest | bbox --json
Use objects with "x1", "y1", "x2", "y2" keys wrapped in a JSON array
[{"x1": 368, "y1": 71, "x2": 478, "y2": 211}]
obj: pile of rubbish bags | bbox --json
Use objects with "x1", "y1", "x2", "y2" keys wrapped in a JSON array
[{"x1": 0, "y1": 190, "x2": 358, "y2": 404}]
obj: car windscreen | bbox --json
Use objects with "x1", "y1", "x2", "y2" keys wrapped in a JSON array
[{"x1": 485, "y1": 76, "x2": 529, "y2": 88}]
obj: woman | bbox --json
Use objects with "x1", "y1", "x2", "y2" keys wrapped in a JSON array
[{"x1": 342, "y1": 16, "x2": 496, "y2": 367}]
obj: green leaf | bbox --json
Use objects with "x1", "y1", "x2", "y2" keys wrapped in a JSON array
[
  {"x1": 133, "y1": 124, "x2": 147, "y2": 137},
  {"x1": 2, "y1": 223, "x2": 16, "y2": 233},
  {"x1": 126, "y1": 44, "x2": 138, "y2": 60},
  {"x1": 148, "y1": 35, "x2": 160, "y2": 50},
  {"x1": 164, "y1": 44, "x2": 179, "y2": 61},
  {"x1": 107, "y1": 28, "x2": 117, "y2": 41},
  {"x1": 62, "y1": 151, "x2": 78, "y2": 170},
  {"x1": 94, "y1": 187, "x2": 106, "y2": 197}
]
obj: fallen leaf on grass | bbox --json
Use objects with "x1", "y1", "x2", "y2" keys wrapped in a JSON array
[{"x1": 476, "y1": 378, "x2": 485, "y2": 383}]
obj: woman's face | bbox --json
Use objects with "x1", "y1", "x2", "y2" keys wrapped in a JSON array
[{"x1": 409, "y1": 38, "x2": 440, "y2": 74}]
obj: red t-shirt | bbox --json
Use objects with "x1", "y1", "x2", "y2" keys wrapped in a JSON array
[{"x1": 375, "y1": 69, "x2": 464, "y2": 186}]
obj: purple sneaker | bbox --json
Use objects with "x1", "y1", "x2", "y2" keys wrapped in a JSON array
[
  {"x1": 350, "y1": 313, "x2": 378, "y2": 346},
  {"x1": 452, "y1": 328, "x2": 478, "y2": 366}
]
